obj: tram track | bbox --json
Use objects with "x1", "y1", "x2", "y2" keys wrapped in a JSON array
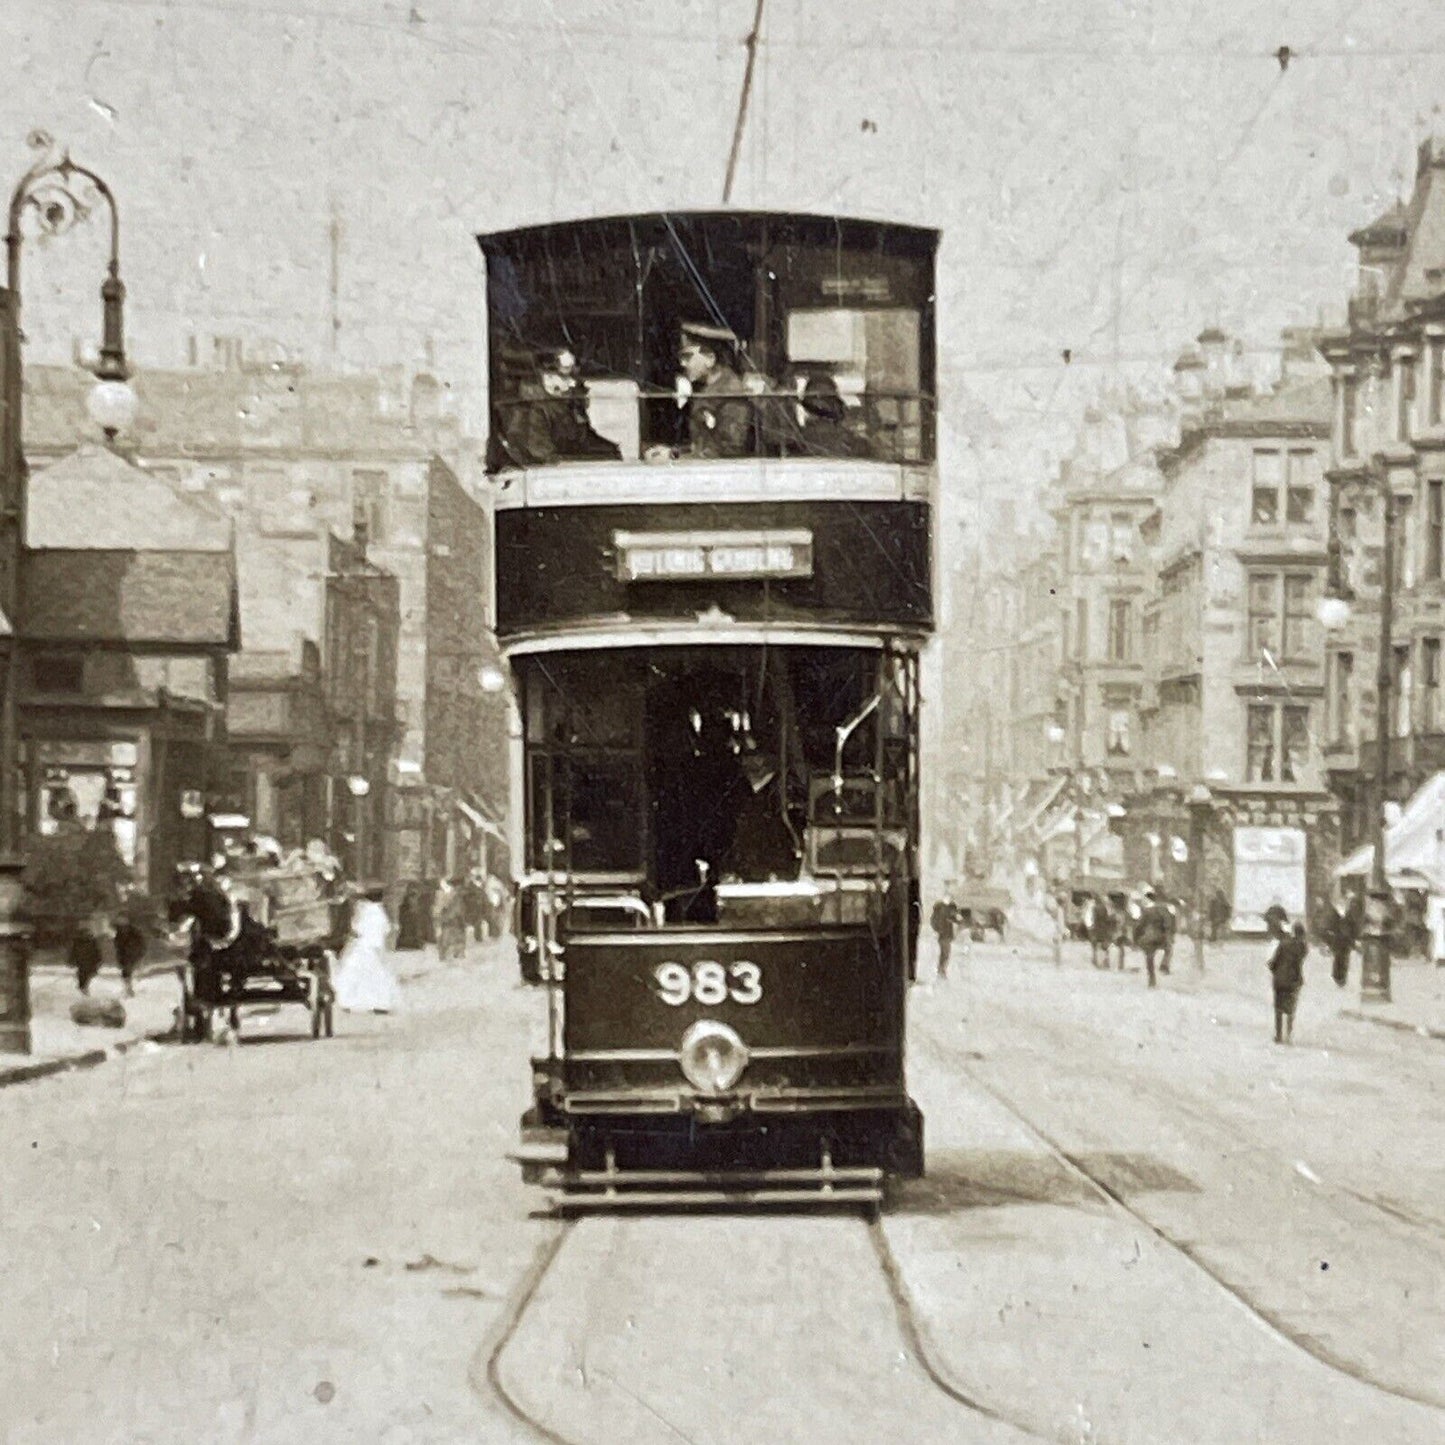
[
  {"x1": 476, "y1": 1206, "x2": 1062, "y2": 1445},
  {"x1": 959, "y1": 1056, "x2": 1445, "y2": 1417}
]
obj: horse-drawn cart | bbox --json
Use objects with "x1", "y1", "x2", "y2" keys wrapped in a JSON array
[{"x1": 171, "y1": 857, "x2": 344, "y2": 1042}]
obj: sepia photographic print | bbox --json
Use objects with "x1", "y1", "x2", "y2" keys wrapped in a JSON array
[{"x1": 3, "y1": 2, "x2": 1445, "y2": 1441}]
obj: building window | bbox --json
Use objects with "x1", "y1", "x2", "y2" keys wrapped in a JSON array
[
  {"x1": 1423, "y1": 638, "x2": 1441, "y2": 732},
  {"x1": 1340, "y1": 505, "x2": 1357, "y2": 543},
  {"x1": 1108, "y1": 512, "x2": 1134, "y2": 562},
  {"x1": 1398, "y1": 354, "x2": 1417, "y2": 441},
  {"x1": 31, "y1": 654, "x2": 84, "y2": 694},
  {"x1": 1246, "y1": 704, "x2": 1276, "y2": 782},
  {"x1": 1429, "y1": 481, "x2": 1445, "y2": 583},
  {"x1": 1247, "y1": 573, "x2": 1278, "y2": 656},
  {"x1": 1282, "y1": 574, "x2": 1315, "y2": 659},
  {"x1": 351, "y1": 469, "x2": 389, "y2": 545},
  {"x1": 1431, "y1": 339, "x2": 1445, "y2": 428},
  {"x1": 1395, "y1": 645, "x2": 1412, "y2": 738},
  {"x1": 1107, "y1": 598, "x2": 1131, "y2": 661},
  {"x1": 1247, "y1": 702, "x2": 1312, "y2": 784},
  {"x1": 1331, "y1": 650, "x2": 1355, "y2": 745},
  {"x1": 1285, "y1": 449, "x2": 1316, "y2": 523},
  {"x1": 1393, "y1": 494, "x2": 1415, "y2": 591},
  {"x1": 1251, "y1": 449, "x2": 1282, "y2": 524},
  {"x1": 1281, "y1": 706, "x2": 1310, "y2": 783},
  {"x1": 1075, "y1": 598, "x2": 1089, "y2": 661},
  {"x1": 1107, "y1": 709, "x2": 1131, "y2": 756},
  {"x1": 1341, "y1": 374, "x2": 1358, "y2": 456}
]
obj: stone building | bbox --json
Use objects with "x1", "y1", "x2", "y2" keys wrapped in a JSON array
[
  {"x1": 23, "y1": 355, "x2": 503, "y2": 882},
  {"x1": 1127, "y1": 333, "x2": 1337, "y2": 927},
  {"x1": 23, "y1": 444, "x2": 239, "y2": 895},
  {"x1": 1320, "y1": 137, "x2": 1445, "y2": 851}
]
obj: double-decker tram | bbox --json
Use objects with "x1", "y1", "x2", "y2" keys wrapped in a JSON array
[{"x1": 481, "y1": 212, "x2": 937, "y2": 1205}]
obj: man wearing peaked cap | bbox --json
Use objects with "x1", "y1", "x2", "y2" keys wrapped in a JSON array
[{"x1": 677, "y1": 321, "x2": 752, "y2": 458}]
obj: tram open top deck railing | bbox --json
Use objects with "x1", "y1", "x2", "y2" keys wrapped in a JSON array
[{"x1": 488, "y1": 388, "x2": 934, "y2": 472}]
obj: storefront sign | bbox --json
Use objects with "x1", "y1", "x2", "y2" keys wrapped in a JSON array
[
  {"x1": 1232, "y1": 825, "x2": 1307, "y2": 933},
  {"x1": 614, "y1": 529, "x2": 813, "y2": 582}
]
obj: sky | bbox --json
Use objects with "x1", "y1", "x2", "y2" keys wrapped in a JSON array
[{"x1": 6, "y1": 0, "x2": 1445, "y2": 523}]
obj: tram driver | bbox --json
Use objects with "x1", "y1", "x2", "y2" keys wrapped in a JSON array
[{"x1": 647, "y1": 322, "x2": 754, "y2": 461}]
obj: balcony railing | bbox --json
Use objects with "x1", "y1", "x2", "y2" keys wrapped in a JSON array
[{"x1": 488, "y1": 389, "x2": 934, "y2": 472}]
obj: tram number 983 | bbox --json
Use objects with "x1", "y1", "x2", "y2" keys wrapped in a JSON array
[{"x1": 652, "y1": 960, "x2": 762, "y2": 1007}]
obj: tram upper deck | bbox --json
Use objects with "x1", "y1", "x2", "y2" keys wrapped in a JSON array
[{"x1": 478, "y1": 212, "x2": 939, "y2": 647}]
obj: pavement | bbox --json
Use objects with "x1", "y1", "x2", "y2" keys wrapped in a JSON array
[
  {"x1": 1005, "y1": 896, "x2": 1445, "y2": 1038},
  {"x1": 1, "y1": 933, "x2": 512, "y2": 1087}
]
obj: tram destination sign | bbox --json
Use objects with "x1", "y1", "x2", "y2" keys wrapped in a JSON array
[{"x1": 613, "y1": 528, "x2": 814, "y2": 582}]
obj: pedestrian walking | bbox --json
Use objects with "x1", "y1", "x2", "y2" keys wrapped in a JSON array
[
  {"x1": 113, "y1": 914, "x2": 147, "y2": 999},
  {"x1": 1320, "y1": 895, "x2": 1356, "y2": 988},
  {"x1": 1267, "y1": 920, "x2": 1308, "y2": 1043},
  {"x1": 484, "y1": 872, "x2": 509, "y2": 939},
  {"x1": 930, "y1": 896, "x2": 957, "y2": 981},
  {"x1": 334, "y1": 886, "x2": 400, "y2": 1013},
  {"x1": 462, "y1": 869, "x2": 487, "y2": 942},
  {"x1": 1082, "y1": 893, "x2": 1110, "y2": 970},
  {"x1": 433, "y1": 877, "x2": 467, "y2": 959},
  {"x1": 1136, "y1": 886, "x2": 1174, "y2": 989},
  {"x1": 395, "y1": 881, "x2": 425, "y2": 950},
  {"x1": 1207, "y1": 888, "x2": 1231, "y2": 942},
  {"x1": 69, "y1": 919, "x2": 104, "y2": 995}
]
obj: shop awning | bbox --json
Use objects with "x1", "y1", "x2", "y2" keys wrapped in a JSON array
[
  {"x1": 1018, "y1": 777, "x2": 1067, "y2": 838},
  {"x1": 1337, "y1": 771, "x2": 1445, "y2": 889}
]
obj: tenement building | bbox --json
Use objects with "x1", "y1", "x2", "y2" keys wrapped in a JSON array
[
  {"x1": 1126, "y1": 332, "x2": 1337, "y2": 929},
  {"x1": 1320, "y1": 137, "x2": 1445, "y2": 851},
  {"x1": 23, "y1": 352, "x2": 504, "y2": 883}
]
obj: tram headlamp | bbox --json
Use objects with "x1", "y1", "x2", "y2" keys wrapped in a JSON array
[{"x1": 678, "y1": 1020, "x2": 749, "y2": 1096}]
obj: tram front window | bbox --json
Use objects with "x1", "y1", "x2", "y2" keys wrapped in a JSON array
[{"x1": 522, "y1": 646, "x2": 915, "y2": 925}]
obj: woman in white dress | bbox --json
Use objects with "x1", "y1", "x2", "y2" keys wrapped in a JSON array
[{"x1": 333, "y1": 887, "x2": 400, "y2": 1013}]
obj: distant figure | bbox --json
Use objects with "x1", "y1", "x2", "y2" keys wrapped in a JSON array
[
  {"x1": 484, "y1": 873, "x2": 508, "y2": 939},
  {"x1": 1263, "y1": 900, "x2": 1289, "y2": 941},
  {"x1": 1207, "y1": 888, "x2": 1231, "y2": 942},
  {"x1": 1084, "y1": 894, "x2": 1118, "y2": 970},
  {"x1": 395, "y1": 881, "x2": 426, "y2": 951},
  {"x1": 70, "y1": 921, "x2": 104, "y2": 996},
  {"x1": 113, "y1": 915, "x2": 148, "y2": 999},
  {"x1": 334, "y1": 887, "x2": 399, "y2": 1013},
  {"x1": 930, "y1": 896, "x2": 957, "y2": 981},
  {"x1": 1268, "y1": 921, "x2": 1308, "y2": 1044},
  {"x1": 433, "y1": 877, "x2": 467, "y2": 959},
  {"x1": 1320, "y1": 896, "x2": 1357, "y2": 988},
  {"x1": 462, "y1": 870, "x2": 488, "y2": 942},
  {"x1": 1135, "y1": 886, "x2": 1174, "y2": 989}
]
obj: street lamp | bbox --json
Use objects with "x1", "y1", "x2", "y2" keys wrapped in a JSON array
[
  {"x1": 1186, "y1": 782, "x2": 1213, "y2": 976},
  {"x1": 1318, "y1": 452, "x2": 1393, "y2": 1003},
  {"x1": 0, "y1": 137, "x2": 134, "y2": 1053}
]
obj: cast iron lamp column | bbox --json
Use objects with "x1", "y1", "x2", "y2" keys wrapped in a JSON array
[
  {"x1": 0, "y1": 137, "x2": 136, "y2": 1052},
  {"x1": 1186, "y1": 783, "x2": 1213, "y2": 976}
]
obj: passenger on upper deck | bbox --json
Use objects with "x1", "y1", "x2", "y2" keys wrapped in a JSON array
[
  {"x1": 795, "y1": 373, "x2": 872, "y2": 459},
  {"x1": 492, "y1": 347, "x2": 622, "y2": 469},
  {"x1": 649, "y1": 322, "x2": 753, "y2": 461}
]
